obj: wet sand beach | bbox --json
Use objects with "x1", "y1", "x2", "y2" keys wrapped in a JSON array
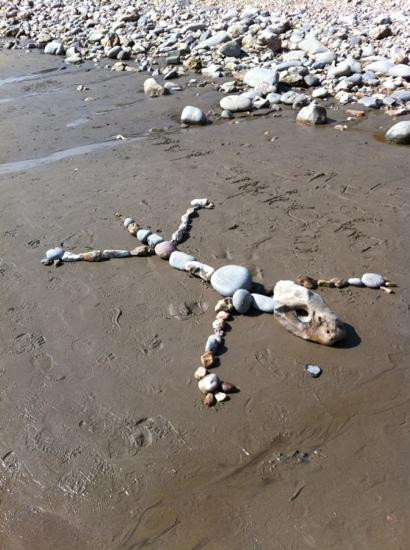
[{"x1": 0, "y1": 50, "x2": 409, "y2": 549}]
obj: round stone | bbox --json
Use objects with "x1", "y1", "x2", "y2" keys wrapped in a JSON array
[
  {"x1": 137, "y1": 229, "x2": 152, "y2": 243},
  {"x1": 211, "y1": 265, "x2": 252, "y2": 297},
  {"x1": 169, "y1": 250, "x2": 196, "y2": 270},
  {"x1": 232, "y1": 289, "x2": 252, "y2": 314},
  {"x1": 147, "y1": 233, "x2": 164, "y2": 248},
  {"x1": 348, "y1": 277, "x2": 364, "y2": 287},
  {"x1": 251, "y1": 293, "x2": 274, "y2": 313},
  {"x1": 154, "y1": 240, "x2": 176, "y2": 260},
  {"x1": 361, "y1": 273, "x2": 385, "y2": 288}
]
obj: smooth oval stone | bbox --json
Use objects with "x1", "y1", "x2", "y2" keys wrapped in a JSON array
[
  {"x1": 123, "y1": 217, "x2": 134, "y2": 227},
  {"x1": 232, "y1": 289, "x2": 252, "y2": 314},
  {"x1": 155, "y1": 240, "x2": 176, "y2": 259},
  {"x1": 205, "y1": 334, "x2": 221, "y2": 353},
  {"x1": 348, "y1": 277, "x2": 365, "y2": 287},
  {"x1": 211, "y1": 265, "x2": 252, "y2": 297},
  {"x1": 361, "y1": 272, "x2": 385, "y2": 288},
  {"x1": 385, "y1": 121, "x2": 410, "y2": 144},
  {"x1": 147, "y1": 233, "x2": 164, "y2": 248},
  {"x1": 169, "y1": 250, "x2": 196, "y2": 270},
  {"x1": 251, "y1": 293, "x2": 274, "y2": 313},
  {"x1": 46, "y1": 246, "x2": 64, "y2": 260},
  {"x1": 137, "y1": 229, "x2": 152, "y2": 243},
  {"x1": 198, "y1": 373, "x2": 220, "y2": 394},
  {"x1": 220, "y1": 95, "x2": 252, "y2": 112},
  {"x1": 304, "y1": 364, "x2": 322, "y2": 378}
]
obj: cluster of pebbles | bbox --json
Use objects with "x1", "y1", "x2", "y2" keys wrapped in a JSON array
[
  {"x1": 2, "y1": 0, "x2": 410, "y2": 142},
  {"x1": 41, "y1": 198, "x2": 396, "y2": 407}
]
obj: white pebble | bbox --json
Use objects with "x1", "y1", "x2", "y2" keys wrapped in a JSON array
[{"x1": 215, "y1": 392, "x2": 227, "y2": 402}]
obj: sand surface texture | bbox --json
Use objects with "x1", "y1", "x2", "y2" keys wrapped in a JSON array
[{"x1": 0, "y1": 51, "x2": 409, "y2": 549}]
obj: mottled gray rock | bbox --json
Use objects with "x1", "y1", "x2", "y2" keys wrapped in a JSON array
[
  {"x1": 181, "y1": 106, "x2": 207, "y2": 125},
  {"x1": 232, "y1": 289, "x2": 252, "y2": 313},
  {"x1": 220, "y1": 95, "x2": 252, "y2": 112},
  {"x1": 280, "y1": 73, "x2": 307, "y2": 87},
  {"x1": 296, "y1": 101, "x2": 327, "y2": 124},
  {"x1": 273, "y1": 280, "x2": 346, "y2": 345},
  {"x1": 385, "y1": 121, "x2": 410, "y2": 144},
  {"x1": 211, "y1": 265, "x2": 252, "y2": 297}
]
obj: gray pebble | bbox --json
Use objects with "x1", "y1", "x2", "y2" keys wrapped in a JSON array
[
  {"x1": 232, "y1": 289, "x2": 252, "y2": 314},
  {"x1": 304, "y1": 364, "x2": 322, "y2": 378},
  {"x1": 361, "y1": 272, "x2": 385, "y2": 288},
  {"x1": 147, "y1": 233, "x2": 164, "y2": 248},
  {"x1": 137, "y1": 229, "x2": 152, "y2": 243},
  {"x1": 169, "y1": 250, "x2": 196, "y2": 270},
  {"x1": 347, "y1": 277, "x2": 365, "y2": 287},
  {"x1": 251, "y1": 293, "x2": 274, "y2": 313},
  {"x1": 211, "y1": 265, "x2": 252, "y2": 297}
]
